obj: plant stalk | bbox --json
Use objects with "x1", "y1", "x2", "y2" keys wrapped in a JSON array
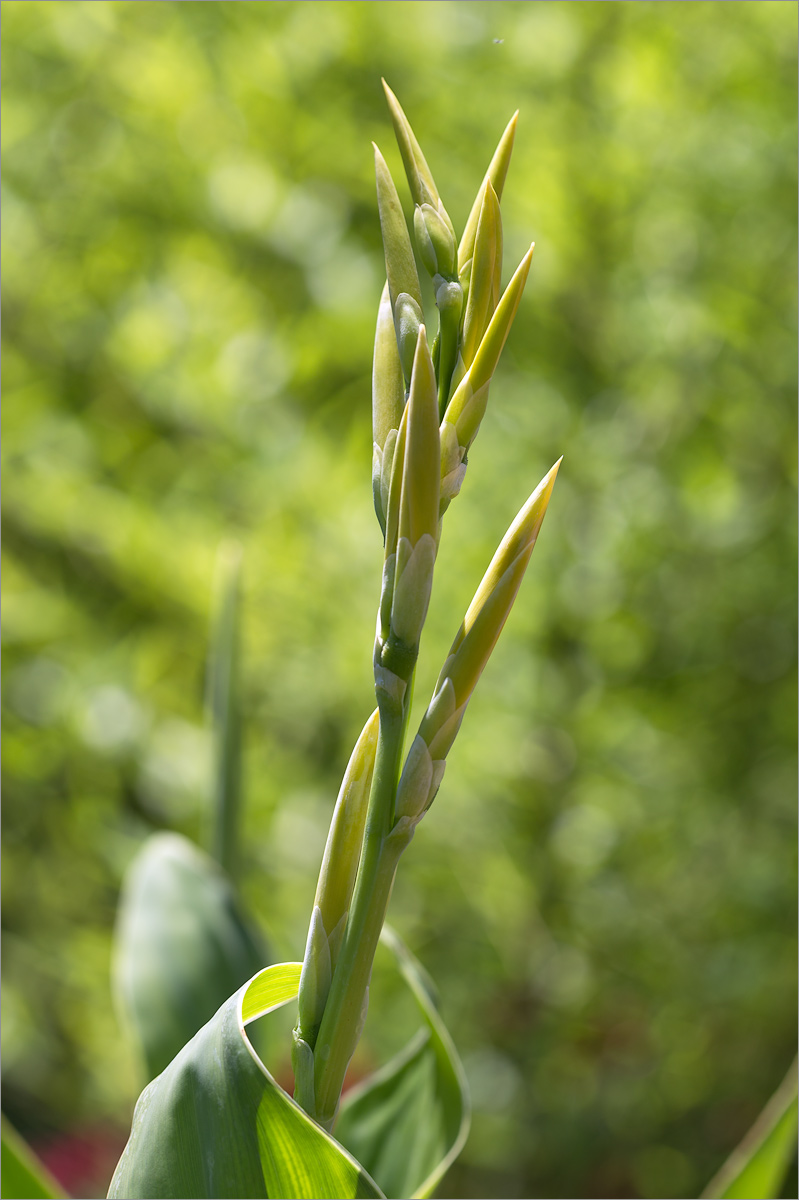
[{"x1": 208, "y1": 545, "x2": 242, "y2": 878}]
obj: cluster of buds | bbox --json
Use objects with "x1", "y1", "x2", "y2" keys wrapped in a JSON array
[
  {"x1": 296, "y1": 82, "x2": 561, "y2": 1122},
  {"x1": 370, "y1": 80, "x2": 557, "y2": 740},
  {"x1": 372, "y1": 81, "x2": 540, "y2": 542}
]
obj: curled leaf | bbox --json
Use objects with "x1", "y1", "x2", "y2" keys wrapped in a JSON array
[
  {"x1": 335, "y1": 927, "x2": 470, "y2": 1200},
  {"x1": 108, "y1": 963, "x2": 385, "y2": 1200}
]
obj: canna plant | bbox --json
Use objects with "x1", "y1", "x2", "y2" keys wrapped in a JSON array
[
  {"x1": 108, "y1": 82, "x2": 560, "y2": 1199},
  {"x1": 2, "y1": 80, "x2": 793, "y2": 1200}
]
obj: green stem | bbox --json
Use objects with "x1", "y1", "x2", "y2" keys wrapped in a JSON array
[
  {"x1": 207, "y1": 546, "x2": 242, "y2": 878},
  {"x1": 211, "y1": 668, "x2": 241, "y2": 877},
  {"x1": 311, "y1": 700, "x2": 410, "y2": 1129}
]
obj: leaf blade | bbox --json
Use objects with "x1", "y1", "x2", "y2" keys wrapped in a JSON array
[
  {"x1": 335, "y1": 927, "x2": 470, "y2": 1200},
  {"x1": 108, "y1": 963, "x2": 385, "y2": 1200},
  {"x1": 112, "y1": 832, "x2": 266, "y2": 1081},
  {"x1": 1, "y1": 1117, "x2": 67, "y2": 1200},
  {"x1": 701, "y1": 1060, "x2": 798, "y2": 1200}
]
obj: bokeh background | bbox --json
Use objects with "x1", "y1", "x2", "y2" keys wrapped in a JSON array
[{"x1": 2, "y1": 2, "x2": 796, "y2": 1197}]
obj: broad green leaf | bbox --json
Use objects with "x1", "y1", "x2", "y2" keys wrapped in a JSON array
[
  {"x1": 1, "y1": 1116, "x2": 66, "y2": 1200},
  {"x1": 112, "y1": 832, "x2": 265, "y2": 1081},
  {"x1": 108, "y1": 963, "x2": 385, "y2": 1200},
  {"x1": 335, "y1": 927, "x2": 470, "y2": 1200},
  {"x1": 701, "y1": 1060, "x2": 798, "y2": 1200}
]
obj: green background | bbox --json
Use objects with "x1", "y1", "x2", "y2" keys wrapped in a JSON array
[{"x1": 2, "y1": 2, "x2": 796, "y2": 1197}]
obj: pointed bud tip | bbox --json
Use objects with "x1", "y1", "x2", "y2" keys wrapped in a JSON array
[
  {"x1": 515, "y1": 457, "x2": 561, "y2": 539},
  {"x1": 525, "y1": 458, "x2": 561, "y2": 522},
  {"x1": 537, "y1": 455, "x2": 562, "y2": 495},
  {"x1": 413, "y1": 322, "x2": 431, "y2": 359},
  {"x1": 501, "y1": 112, "x2": 519, "y2": 145}
]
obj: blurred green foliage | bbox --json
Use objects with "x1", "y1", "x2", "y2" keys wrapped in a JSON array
[{"x1": 2, "y1": 3, "x2": 796, "y2": 1198}]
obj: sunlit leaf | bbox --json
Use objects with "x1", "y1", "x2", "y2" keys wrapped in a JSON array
[
  {"x1": 335, "y1": 927, "x2": 470, "y2": 1200},
  {"x1": 701, "y1": 1059, "x2": 798, "y2": 1200},
  {"x1": 108, "y1": 962, "x2": 385, "y2": 1199},
  {"x1": 1, "y1": 1116, "x2": 66, "y2": 1200},
  {"x1": 112, "y1": 832, "x2": 265, "y2": 1081}
]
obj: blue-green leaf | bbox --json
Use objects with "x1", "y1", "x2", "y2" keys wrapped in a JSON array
[
  {"x1": 112, "y1": 832, "x2": 266, "y2": 1081},
  {"x1": 701, "y1": 1060, "x2": 798, "y2": 1200},
  {"x1": 108, "y1": 962, "x2": 385, "y2": 1200},
  {"x1": 1, "y1": 1116, "x2": 66, "y2": 1200},
  {"x1": 335, "y1": 927, "x2": 470, "y2": 1200}
]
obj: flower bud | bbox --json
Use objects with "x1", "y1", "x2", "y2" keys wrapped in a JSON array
[
  {"x1": 461, "y1": 181, "x2": 502, "y2": 369},
  {"x1": 394, "y1": 292, "x2": 423, "y2": 383},
  {"x1": 415, "y1": 460, "x2": 561, "y2": 790},
  {"x1": 414, "y1": 202, "x2": 457, "y2": 279},
  {"x1": 374, "y1": 141, "x2": 422, "y2": 314},
  {"x1": 310, "y1": 708, "x2": 379, "y2": 968},
  {"x1": 375, "y1": 329, "x2": 440, "y2": 690},
  {"x1": 435, "y1": 277, "x2": 464, "y2": 412},
  {"x1": 291, "y1": 1032, "x2": 316, "y2": 1118},
  {"x1": 395, "y1": 734, "x2": 447, "y2": 826},
  {"x1": 459, "y1": 110, "x2": 518, "y2": 273},
  {"x1": 397, "y1": 327, "x2": 440, "y2": 553},
  {"x1": 390, "y1": 533, "x2": 437, "y2": 646},
  {"x1": 439, "y1": 244, "x2": 534, "y2": 503},
  {"x1": 297, "y1": 905, "x2": 332, "y2": 1045},
  {"x1": 372, "y1": 283, "x2": 407, "y2": 534},
  {"x1": 382, "y1": 79, "x2": 439, "y2": 208}
]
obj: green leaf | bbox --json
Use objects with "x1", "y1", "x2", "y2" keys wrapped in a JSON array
[
  {"x1": 1, "y1": 1116, "x2": 67, "y2": 1200},
  {"x1": 701, "y1": 1059, "x2": 798, "y2": 1200},
  {"x1": 112, "y1": 832, "x2": 266, "y2": 1081},
  {"x1": 335, "y1": 927, "x2": 470, "y2": 1200},
  {"x1": 108, "y1": 963, "x2": 385, "y2": 1200},
  {"x1": 206, "y1": 541, "x2": 243, "y2": 876}
]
